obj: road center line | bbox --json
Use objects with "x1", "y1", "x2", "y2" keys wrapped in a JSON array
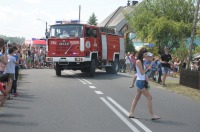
[
  {"x1": 64, "y1": 71, "x2": 92, "y2": 85},
  {"x1": 82, "y1": 79, "x2": 92, "y2": 84},
  {"x1": 78, "y1": 79, "x2": 87, "y2": 84},
  {"x1": 100, "y1": 97, "x2": 140, "y2": 132},
  {"x1": 107, "y1": 97, "x2": 152, "y2": 132},
  {"x1": 94, "y1": 91, "x2": 104, "y2": 94},
  {"x1": 89, "y1": 86, "x2": 96, "y2": 89}
]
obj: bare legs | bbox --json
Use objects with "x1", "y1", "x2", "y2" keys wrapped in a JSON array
[
  {"x1": 129, "y1": 88, "x2": 160, "y2": 119},
  {"x1": 129, "y1": 90, "x2": 141, "y2": 115}
]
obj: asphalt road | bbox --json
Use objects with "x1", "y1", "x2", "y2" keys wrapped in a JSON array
[{"x1": 0, "y1": 69, "x2": 200, "y2": 132}]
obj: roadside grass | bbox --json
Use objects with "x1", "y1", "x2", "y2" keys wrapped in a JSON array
[{"x1": 150, "y1": 79, "x2": 200, "y2": 102}]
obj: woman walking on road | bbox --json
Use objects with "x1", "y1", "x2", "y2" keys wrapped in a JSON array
[{"x1": 128, "y1": 47, "x2": 160, "y2": 120}]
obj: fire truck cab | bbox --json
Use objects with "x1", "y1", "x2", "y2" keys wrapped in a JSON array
[{"x1": 46, "y1": 23, "x2": 125, "y2": 76}]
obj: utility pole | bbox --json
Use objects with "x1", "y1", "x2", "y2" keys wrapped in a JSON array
[
  {"x1": 79, "y1": 5, "x2": 81, "y2": 21},
  {"x1": 37, "y1": 19, "x2": 48, "y2": 39},
  {"x1": 45, "y1": 21, "x2": 48, "y2": 39},
  {"x1": 187, "y1": 0, "x2": 200, "y2": 69}
]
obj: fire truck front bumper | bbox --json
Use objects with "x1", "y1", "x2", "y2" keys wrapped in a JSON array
[{"x1": 46, "y1": 57, "x2": 91, "y2": 63}]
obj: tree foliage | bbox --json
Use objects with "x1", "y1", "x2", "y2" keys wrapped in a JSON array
[
  {"x1": 126, "y1": 0, "x2": 195, "y2": 53},
  {"x1": 194, "y1": 45, "x2": 200, "y2": 54},
  {"x1": 173, "y1": 41, "x2": 189, "y2": 61},
  {"x1": 0, "y1": 35, "x2": 25, "y2": 44},
  {"x1": 87, "y1": 13, "x2": 98, "y2": 26},
  {"x1": 125, "y1": 33, "x2": 137, "y2": 54}
]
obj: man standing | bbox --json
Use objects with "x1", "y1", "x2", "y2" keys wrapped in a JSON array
[{"x1": 160, "y1": 47, "x2": 172, "y2": 86}]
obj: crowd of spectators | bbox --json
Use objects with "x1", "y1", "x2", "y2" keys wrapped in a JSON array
[
  {"x1": 124, "y1": 48, "x2": 200, "y2": 88},
  {"x1": 0, "y1": 38, "x2": 52, "y2": 113}
]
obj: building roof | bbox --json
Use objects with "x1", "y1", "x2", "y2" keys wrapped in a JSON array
[{"x1": 98, "y1": 5, "x2": 136, "y2": 32}]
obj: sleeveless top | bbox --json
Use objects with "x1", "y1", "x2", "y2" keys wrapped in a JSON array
[{"x1": 136, "y1": 61, "x2": 146, "y2": 80}]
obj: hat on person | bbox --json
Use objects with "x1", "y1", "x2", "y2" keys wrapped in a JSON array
[{"x1": 147, "y1": 52, "x2": 153, "y2": 57}]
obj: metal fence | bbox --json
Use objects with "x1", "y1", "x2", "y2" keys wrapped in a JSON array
[{"x1": 180, "y1": 69, "x2": 200, "y2": 89}]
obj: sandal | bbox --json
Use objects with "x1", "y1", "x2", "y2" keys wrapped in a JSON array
[
  {"x1": 128, "y1": 115, "x2": 139, "y2": 119},
  {"x1": 151, "y1": 116, "x2": 161, "y2": 120}
]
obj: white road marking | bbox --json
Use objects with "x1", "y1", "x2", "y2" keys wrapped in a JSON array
[
  {"x1": 100, "y1": 97, "x2": 140, "y2": 132},
  {"x1": 82, "y1": 79, "x2": 92, "y2": 84},
  {"x1": 64, "y1": 70, "x2": 151, "y2": 132},
  {"x1": 78, "y1": 79, "x2": 87, "y2": 84},
  {"x1": 94, "y1": 91, "x2": 104, "y2": 94},
  {"x1": 107, "y1": 97, "x2": 152, "y2": 132},
  {"x1": 89, "y1": 86, "x2": 96, "y2": 89},
  {"x1": 64, "y1": 71, "x2": 92, "y2": 85}
]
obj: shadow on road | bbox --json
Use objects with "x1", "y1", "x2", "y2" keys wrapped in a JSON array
[{"x1": 0, "y1": 120, "x2": 39, "y2": 126}]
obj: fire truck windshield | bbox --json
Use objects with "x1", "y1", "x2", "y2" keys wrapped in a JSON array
[{"x1": 50, "y1": 24, "x2": 83, "y2": 38}]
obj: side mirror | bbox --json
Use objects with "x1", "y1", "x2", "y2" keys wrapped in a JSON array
[{"x1": 45, "y1": 32, "x2": 50, "y2": 39}]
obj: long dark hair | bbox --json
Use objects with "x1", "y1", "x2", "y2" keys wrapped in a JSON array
[{"x1": 137, "y1": 47, "x2": 148, "y2": 65}]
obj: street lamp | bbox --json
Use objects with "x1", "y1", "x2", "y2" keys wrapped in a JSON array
[{"x1": 37, "y1": 18, "x2": 48, "y2": 39}]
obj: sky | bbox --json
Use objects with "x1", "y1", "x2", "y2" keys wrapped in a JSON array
[{"x1": 0, "y1": 0, "x2": 142, "y2": 40}]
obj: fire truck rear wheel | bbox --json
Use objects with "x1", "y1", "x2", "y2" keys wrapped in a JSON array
[
  {"x1": 106, "y1": 67, "x2": 111, "y2": 73},
  {"x1": 56, "y1": 63, "x2": 61, "y2": 76},
  {"x1": 89, "y1": 59, "x2": 96, "y2": 77},
  {"x1": 111, "y1": 58, "x2": 119, "y2": 74},
  {"x1": 81, "y1": 68, "x2": 89, "y2": 73}
]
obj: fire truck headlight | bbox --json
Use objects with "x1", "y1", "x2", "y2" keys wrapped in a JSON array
[{"x1": 46, "y1": 58, "x2": 53, "y2": 62}]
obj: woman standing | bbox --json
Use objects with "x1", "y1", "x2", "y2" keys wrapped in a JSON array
[{"x1": 128, "y1": 47, "x2": 160, "y2": 120}]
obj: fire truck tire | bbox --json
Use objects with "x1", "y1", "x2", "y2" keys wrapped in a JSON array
[
  {"x1": 111, "y1": 58, "x2": 119, "y2": 74},
  {"x1": 89, "y1": 59, "x2": 96, "y2": 77},
  {"x1": 81, "y1": 68, "x2": 89, "y2": 73},
  {"x1": 56, "y1": 63, "x2": 61, "y2": 76},
  {"x1": 106, "y1": 67, "x2": 111, "y2": 73}
]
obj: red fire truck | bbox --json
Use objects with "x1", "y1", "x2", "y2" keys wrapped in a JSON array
[{"x1": 46, "y1": 23, "x2": 125, "y2": 76}]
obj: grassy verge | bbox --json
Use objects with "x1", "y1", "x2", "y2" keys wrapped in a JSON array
[{"x1": 149, "y1": 79, "x2": 200, "y2": 102}]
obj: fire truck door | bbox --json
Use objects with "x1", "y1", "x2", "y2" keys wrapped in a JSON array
[{"x1": 101, "y1": 35, "x2": 107, "y2": 60}]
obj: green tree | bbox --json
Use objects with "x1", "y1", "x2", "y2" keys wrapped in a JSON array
[
  {"x1": 88, "y1": 13, "x2": 98, "y2": 26},
  {"x1": 125, "y1": 33, "x2": 137, "y2": 54},
  {"x1": 126, "y1": 0, "x2": 195, "y2": 53},
  {"x1": 174, "y1": 41, "x2": 189, "y2": 61},
  {"x1": 0, "y1": 35, "x2": 25, "y2": 44},
  {"x1": 194, "y1": 45, "x2": 200, "y2": 54}
]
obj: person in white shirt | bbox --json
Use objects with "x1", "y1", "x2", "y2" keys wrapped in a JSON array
[
  {"x1": 128, "y1": 47, "x2": 160, "y2": 120},
  {"x1": 60, "y1": 30, "x2": 69, "y2": 38},
  {"x1": 125, "y1": 52, "x2": 131, "y2": 74}
]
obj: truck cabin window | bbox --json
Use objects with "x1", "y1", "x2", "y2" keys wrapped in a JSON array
[
  {"x1": 50, "y1": 25, "x2": 83, "y2": 38},
  {"x1": 85, "y1": 28, "x2": 97, "y2": 38}
]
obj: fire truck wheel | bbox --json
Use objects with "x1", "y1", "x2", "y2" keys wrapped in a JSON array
[
  {"x1": 56, "y1": 63, "x2": 61, "y2": 76},
  {"x1": 111, "y1": 58, "x2": 119, "y2": 74},
  {"x1": 106, "y1": 67, "x2": 111, "y2": 73},
  {"x1": 81, "y1": 68, "x2": 89, "y2": 73},
  {"x1": 89, "y1": 59, "x2": 96, "y2": 77}
]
